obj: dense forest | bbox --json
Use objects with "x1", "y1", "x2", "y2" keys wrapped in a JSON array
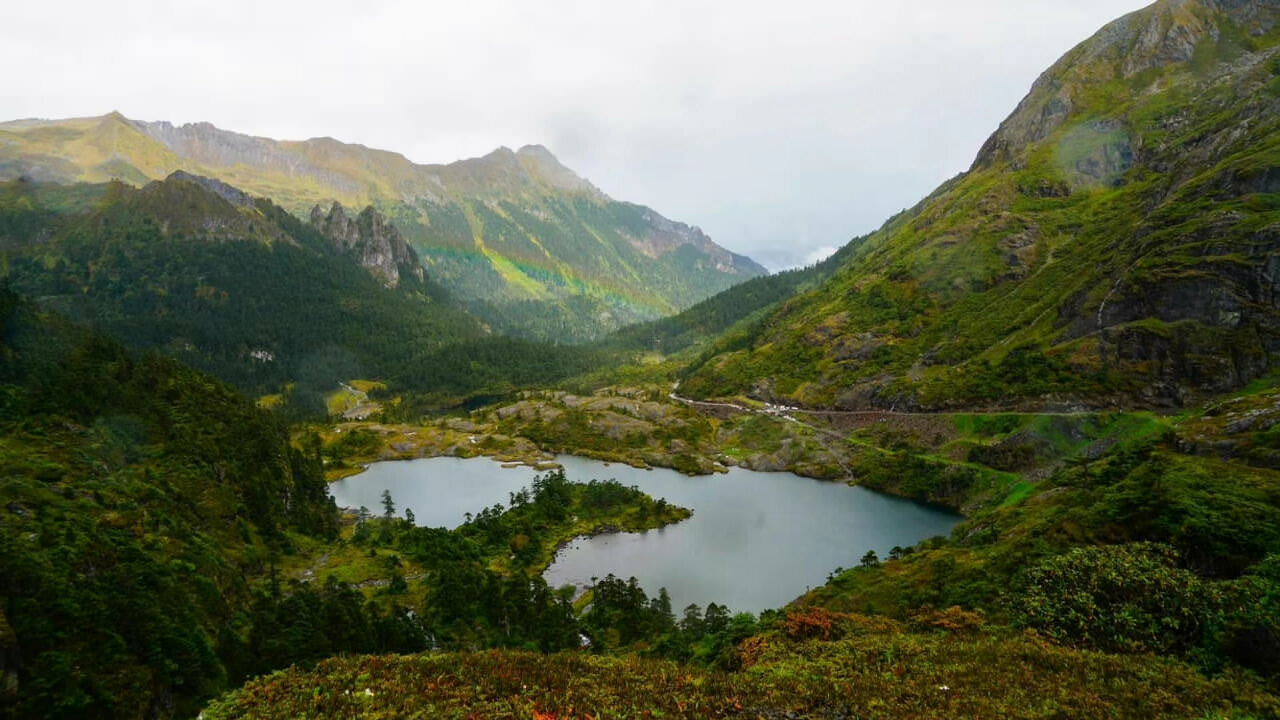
[
  {"x1": 0, "y1": 177, "x2": 601, "y2": 413},
  {"x1": 0, "y1": 289, "x2": 337, "y2": 718}
]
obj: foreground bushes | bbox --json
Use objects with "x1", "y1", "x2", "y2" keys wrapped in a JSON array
[
  {"x1": 1013, "y1": 543, "x2": 1280, "y2": 675},
  {"x1": 203, "y1": 624, "x2": 1280, "y2": 719}
]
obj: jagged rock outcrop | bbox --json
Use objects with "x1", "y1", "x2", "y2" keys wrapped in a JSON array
[{"x1": 309, "y1": 202, "x2": 423, "y2": 287}]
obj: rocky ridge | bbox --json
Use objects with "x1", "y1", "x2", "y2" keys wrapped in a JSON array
[
  {"x1": 974, "y1": 0, "x2": 1280, "y2": 171},
  {"x1": 310, "y1": 202, "x2": 423, "y2": 287}
]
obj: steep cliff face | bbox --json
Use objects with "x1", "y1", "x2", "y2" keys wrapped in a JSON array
[
  {"x1": 309, "y1": 202, "x2": 423, "y2": 287},
  {"x1": 681, "y1": 0, "x2": 1280, "y2": 410}
]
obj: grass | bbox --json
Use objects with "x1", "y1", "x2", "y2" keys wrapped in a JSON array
[
  {"x1": 255, "y1": 393, "x2": 285, "y2": 409},
  {"x1": 999, "y1": 481, "x2": 1036, "y2": 508},
  {"x1": 324, "y1": 384, "x2": 367, "y2": 415}
]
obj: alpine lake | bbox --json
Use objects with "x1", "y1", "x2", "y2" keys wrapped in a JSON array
[{"x1": 329, "y1": 455, "x2": 961, "y2": 614}]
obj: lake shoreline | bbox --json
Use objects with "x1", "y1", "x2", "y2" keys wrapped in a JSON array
[{"x1": 330, "y1": 455, "x2": 961, "y2": 614}]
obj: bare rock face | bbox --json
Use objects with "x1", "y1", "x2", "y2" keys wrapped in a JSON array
[{"x1": 310, "y1": 202, "x2": 423, "y2": 287}]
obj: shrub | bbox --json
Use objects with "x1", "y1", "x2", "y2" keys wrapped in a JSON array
[
  {"x1": 784, "y1": 606, "x2": 842, "y2": 641},
  {"x1": 910, "y1": 606, "x2": 986, "y2": 635},
  {"x1": 1012, "y1": 542, "x2": 1223, "y2": 654}
]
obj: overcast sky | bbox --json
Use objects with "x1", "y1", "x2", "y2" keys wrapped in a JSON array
[{"x1": 3, "y1": 1, "x2": 1152, "y2": 270}]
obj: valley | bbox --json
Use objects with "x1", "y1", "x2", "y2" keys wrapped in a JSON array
[{"x1": 2, "y1": 0, "x2": 1280, "y2": 717}]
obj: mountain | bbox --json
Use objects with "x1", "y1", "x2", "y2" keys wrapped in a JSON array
[
  {"x1": 0, "y1": 173, "x2": 500, "y2": 404},
  {"x1": 679, "y1": 0, "x2": 1280, "y2": 410},
  {"x1": 604, "y1": 235, "x2": 867, "y2": 358},
  {"x1": 0, "y1": 115, "x2": 767, "y2": 341}
]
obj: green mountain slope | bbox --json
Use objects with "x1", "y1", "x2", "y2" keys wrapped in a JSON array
[
  {"x1": 605, "y1": 235, "x2": 867, "y2": 358},
  {"x1": 0, "y1": 290, "x2": 338, "y2": 719},
  {"x1": 0, "y1": 174, "x2": 572, "y2": 406},
  {"x1": 0, "y1": 175, "x2": 478, "y2": 387},
  {"x1": 0, "y1": 115, "x2": 767, "y2": 341},
  {"x1": 681, "y1": 0, "x2": 1280, "y2": 410}
]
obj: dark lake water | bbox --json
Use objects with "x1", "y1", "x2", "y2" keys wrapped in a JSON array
[{"x1": 329, "y1": 455, "x2": 960, "y2": 613}]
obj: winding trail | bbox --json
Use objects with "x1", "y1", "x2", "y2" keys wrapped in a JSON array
[
  {"x1": 668, "y1": 383, "x2": 859, "y2": 477},
  {"x1": 668, "y1": 383, "x2": 1102, "y2": 421},
  {"x1": 666, "y1": 382, "x2": 1137, "y2": 482}
]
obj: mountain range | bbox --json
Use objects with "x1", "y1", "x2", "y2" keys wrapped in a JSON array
[{"x1": 0, "y1": 114, "x2": 766, "y2": 341}]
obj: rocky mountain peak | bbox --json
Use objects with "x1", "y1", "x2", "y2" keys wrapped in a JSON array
[
  {"x1": 971, "y1": 0, "x2": 1280, "y2": 170},
  {"x1": 515, "y1": 144, "x2": 599, "y2": 195},
  {"x1": 310, "y1": 201, "x2": 423, "y2": 288}
]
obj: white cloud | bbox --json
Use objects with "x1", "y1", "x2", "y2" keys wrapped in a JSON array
[
  {"x1": 0, "y1": 0, "x2": 1153, "y2": 269},
  {"x1": 802, "y1": 245, "x2": 838, "y2": 269}
]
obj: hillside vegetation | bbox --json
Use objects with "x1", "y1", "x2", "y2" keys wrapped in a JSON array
[
  {"x1": 680, "y1": 0, "x2": 1280, "y2": 411},
  {"x1": 0, "y1": 175, "x2": 600, "y2": 410},
  {"x1": 0, "y1": 291, "x2": 338, "y2": 718},
  {"x1": 204, "y1": 620, "x2": 1277, "y2": 720}
]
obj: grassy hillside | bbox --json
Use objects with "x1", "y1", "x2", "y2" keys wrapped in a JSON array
[
  {"x1": 680, "y1": 0, "x2": 1280, "y2": 410},
  {"x1": 604, "y1": 235, "x2": 866, "y2": 359},
  {"x1": 0, "y1": 117, "x2": 767, "y2": 341}
]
